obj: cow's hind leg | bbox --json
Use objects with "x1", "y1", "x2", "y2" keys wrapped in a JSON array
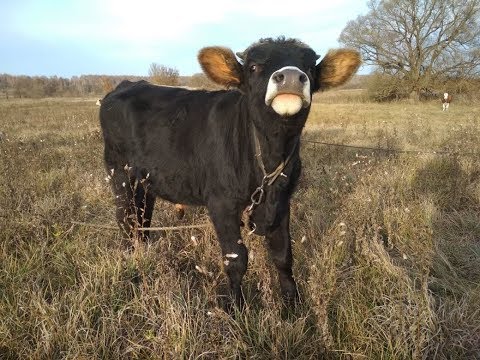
[
  {"x1": 208, "y1": 199, "x2": 248, "y2": 308},
  {"x1": 265, "y1": 208, "x2": 298, "y2": 306}
]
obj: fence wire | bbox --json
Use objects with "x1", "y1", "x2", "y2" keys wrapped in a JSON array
[{"x1": 303, "y1": 139, "x2": 478, "y2": 157}]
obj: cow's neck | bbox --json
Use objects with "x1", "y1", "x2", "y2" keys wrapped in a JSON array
[{"x1": 250, "y1": 114, "x2": 304, "y2": 174}]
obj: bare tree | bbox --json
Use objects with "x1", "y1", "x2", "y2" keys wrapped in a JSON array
[
  {"x1": 148, "y1": 63, "x2": 179, "y2": 86},
  {"x1": 339, "y1": 0, "x2": 480, "y2": 99}
]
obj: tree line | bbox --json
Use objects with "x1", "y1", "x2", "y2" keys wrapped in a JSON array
[
  {"x1": 0, "y1": 66, "x2": 220, "y2": 99},
  {"x1": 1, "y1": 70, "x2": 477, "y2": 102},
  {"x1": 0, "y1": 74, "x2": 141, "y2": 99}
]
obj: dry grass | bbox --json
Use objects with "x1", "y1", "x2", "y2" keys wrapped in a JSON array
[{"x1": 1, "y1": 96, "x2": 480, "y2": 359}]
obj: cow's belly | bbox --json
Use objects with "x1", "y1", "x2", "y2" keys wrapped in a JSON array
[{"x1": 148, "y1": 170, "x2": 206, "y2": 206}]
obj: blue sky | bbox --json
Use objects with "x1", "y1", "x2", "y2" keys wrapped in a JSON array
[{"x1": 1, "y1": 0, "x2": 369, "y2": 77}]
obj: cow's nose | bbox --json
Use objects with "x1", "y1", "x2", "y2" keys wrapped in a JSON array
[
  {"x1": 272, "y1": 68, "x2": 307, "y2": 86},
  {"x1": 264, "y1": 65, "x2": 311, "y2": 113}
]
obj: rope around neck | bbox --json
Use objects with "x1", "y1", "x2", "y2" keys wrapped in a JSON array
[{"x1": 246, "y1": 127, "x2": 299, "y2": 215}]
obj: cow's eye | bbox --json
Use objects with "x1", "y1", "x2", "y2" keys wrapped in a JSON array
[{"x1": 250, "y1": 64, "x2": 258, "y2": 72}]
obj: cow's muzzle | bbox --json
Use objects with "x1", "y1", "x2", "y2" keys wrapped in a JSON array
[{"x1": 265, "y1": 66, "x2": 311, "y2": 117}]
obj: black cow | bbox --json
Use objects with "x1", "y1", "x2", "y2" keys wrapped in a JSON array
[{"x1": 99, "y1": 37, "x2": 360, "y2": 307}]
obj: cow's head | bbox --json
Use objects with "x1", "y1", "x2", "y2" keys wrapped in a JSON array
[{"x1": 198, "y1": 37, "x2": 361, "y2": 118}]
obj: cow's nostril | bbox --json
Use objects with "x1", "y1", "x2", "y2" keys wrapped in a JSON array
[
  {"x1": 273, "y1": 73, "x2": 285, "y2": 83},
  {"x1": 299, "y1": 73, "x2": 308, "y2": 84}
]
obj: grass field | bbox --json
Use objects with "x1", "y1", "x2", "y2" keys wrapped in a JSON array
[{"x1": 1, "y1": 95, "x2": 479, "y2": 359}]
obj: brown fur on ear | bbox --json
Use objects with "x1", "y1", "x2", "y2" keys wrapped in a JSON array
[
  {"x1": 198, "y1": 47, "x2": 243, "y2": 88},
  {"x1": 316, "y1": 49, "x2": 361, "y2": 91}
]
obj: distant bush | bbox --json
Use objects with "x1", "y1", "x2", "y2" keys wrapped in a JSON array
[
  {"x1": 148, "y1": 63, "x2": 179, "y2": 86},
  {"x1": 366, "y1": 73, "x2": 410, "y2": 102},
  {"x1": 101, "y1": 77, "x2": 114, "y2": 93},
  {"x1": 366, "y1": 72, "x2": 480, "y2": 103},
  {"x1": 187, "y1": 73, "x2": 221, "y2": 90},
  {"x1": 441, "y1": 78, "x2": 480, "y2": 103}
]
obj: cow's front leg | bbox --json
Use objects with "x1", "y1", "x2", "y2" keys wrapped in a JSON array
[
  {"x1": 208, "y1": 199, "x2": 247, "y2": 307},
  {"x1": 265, "y1": 207, "x2": 298, "y2": 305}
]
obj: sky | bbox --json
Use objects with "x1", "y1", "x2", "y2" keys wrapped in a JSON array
[{"x1": 1, "y1": 0, "x2": 369, "y2": 77}]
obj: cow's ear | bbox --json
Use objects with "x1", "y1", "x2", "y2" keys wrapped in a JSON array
[
  {"x1": 198, "y1": 47, "x2": 243, "y2": 88},
  {"x1": 314, "y1": 49, "x2": 361, "y2": 92}
]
